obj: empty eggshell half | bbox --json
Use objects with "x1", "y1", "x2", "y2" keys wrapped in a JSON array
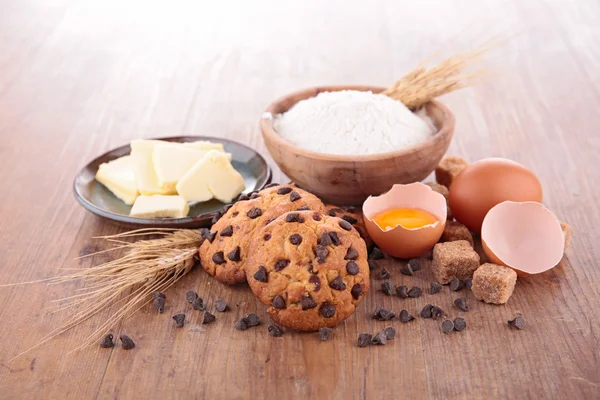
[
  {"x1": 363, "y1": 183, "x2": 447, "y2": 258},
  {"x1": 481, "y1": 201, "x2": 564, "y2": 275}
]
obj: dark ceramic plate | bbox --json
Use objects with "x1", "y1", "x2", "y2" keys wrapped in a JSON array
[{"x1": 74, "y1": 136, "x2": 272, "y2": 228}]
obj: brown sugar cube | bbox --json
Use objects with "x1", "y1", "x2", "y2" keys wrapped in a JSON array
[
  {"x1": 471, "y1": 263, "x2": 517, "y2": 304},
  {"x1": 432, "y1": 240, "x2": 480, "y2": 284},
  {"x1": 560, "y1": 222, "x2": 571, "y2": 249},
  {"x1": 441, "y1": 221, "x2": 474, "y2": 247},
  {"x1": 425, "y1": 182, "x2": 449, "y2": 199},
  {"x1": 435, "y1": 156, "x2": 469, "y2": 188}
]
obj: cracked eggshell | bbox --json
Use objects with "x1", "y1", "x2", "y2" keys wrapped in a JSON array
[
  {"x1": 363, "y1": 183, "x2": 447, "y2": 258},
  {"x1": 481, "y1": 201, "x2": 564, "y2": 276}
]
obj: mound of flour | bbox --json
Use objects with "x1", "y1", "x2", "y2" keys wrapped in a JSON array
[{"x1": 272, "y1": 90, "x2": 435, "y2": 156}]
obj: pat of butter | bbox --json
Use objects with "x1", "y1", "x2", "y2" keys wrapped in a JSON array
[
  {"x1": 129, "y1": 195, "x2": 190, "y2": 218},
  {"x1": 176, "y1": 150, "x2": 245, "y2": 203},
  {"x1": 130, "y1": 140, "x2": 174, "y2": 195},
  {"x1": 95, "y1": 155, "x2": 139, "y2": 205},
  {"x1": 182, "y1": 141, "x2": 225, "y2": 152}
]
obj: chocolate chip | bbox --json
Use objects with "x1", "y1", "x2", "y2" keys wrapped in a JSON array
[
  {"x1": 369, "y1": 247, "x2": 385, "y2": 260},
  {"x1": 357, "y1": 333, "x2": 372, "y2": 348},
  {"x1": 462, "y1": 278, "x2": 473, "y2": 290},
  {"x1": 329, "y1": 232, "x2": 341, "y2": 246},
  {"x1": 249, "y1": 192, "x2": 260, "y2": 199},
  {"x1": 430, "y1": 282, "x2": 442, "y2": 295},
  {"x1": 312, "y1": 212, "x2": 322, "y2": 221},
  {"x1": 247, "y1": 207, "x2": 262, "y2": 219},
  {"x1": 341, "y1": 205, "x2": 357, "y2": 213},
  {"x1": 272, "y1": 295, "x2": 286, "y2": 309},
  {"x1": 245, "y1": 313, "x2": 260, "y2": 327},
  {"x1": 399, "y1": 310, "x2": 414, "y2": 323},
  {"x1": 289, "y1": 234, "x2": 303, "y2": 245},
  {"x1": 309, "y1": 275, "x2": 321, "y2": 291},
  {"x1": 297, "y1": 205, "x2": 310, "y2": 211},
  {"x1": 431, "y1": 306, "x2": 444, "y2": 320},
  {"x1": 153, "y1": 296, "x2": 165, "y2": 313},
  {"x1": 268, "y1": 324, "x2": 284, "y2": 337},
  {"x1": 232, "y1": 211, "x2": 239, "y2": 217},
  {"x1": 450, "y1": 278, "x2": 464, "y2": 291},
  {"x1": 327, "y1": 209, "x2": 338, "y2": 216},
  {"x1": 153, "y1": 291, "x2": 166, "y2": 300},
  {"x1": 203, "y1": 230, "x2": 217, "y2": 243},
  {"x1": 100, "y1": 334, "x2": 115, "y2": 348},
  {"x1": 264, "y1": 233, "x2": 271, "y2": 241},
  {"x1": 185, "y1": 290, "x2": 198, "y2": 303},
  {"x1": 371, "y1": 331, "x2": 387, "y2": 345},
  {"x1": 315, "y1": 246, "x2": 329, "y2": 264},
  {"x1": 228, "y1": 246, "x2": 241, "y2": 262},
  {"x1": 396, "y1": 285, "x2": 409, "y2": 298},
  {"x1": 454, "y1": 317, "x2": 467, "y2": 332},
  {"x1": 381, "y1": 280, "x2": 395, "y2": 296},
  {"x1": 301, "y1": 296, "x2": 318, "y2": 310},
  {"x1": 319, "y1": 327, "x2": 333, "y2": 341},
  {"x1": 384, "y1": 326, "x2": 396, "y2": 340},
  {"x1": 341, "y1": 215, "x2": 358, "y2": 225},
  {"x1": 274, "y1": 259, "x2": 290, "y2": 271},
  {"x1": 235, "y1": 318, "x2": 248, "y2": 330},
  {"x1": 420, "y1": 305, "x2": 433, "y2": 319},
  {"x1": 339, "y1": 220, "x2": 352, "y2": 231},
  {"x1": 212, "y1": 251, "x2": 225, "y2": 264},
  {"x1": 220, "y1": 225, "x2": 234, "y2": 237},
  {"x1": 211, "y1": 212, "x2": 223, "y2": 225},
  {"x1": 238, "y1": 194, "x2": 249, "y2": 201},
  {"x1": 202, "y1": 311, "x2": 216, "y2": 324},
  {"x1": 286, "y1": 213, "x2": 301, "y2": 223},
  {"x1": 408, "y1": 286, "x2": 423, "y2": 298},
  {"x1": 408, "y1": 258, "x2": 421, "y2": 272},
  {"x1": 508, "y1": 315, "x2": 525, "y2": 330},
  {"x1": 350, "y1": 284, "x2": 363, "y2": 300},
  {"x1": 379, "y1": 267, "x2": 391, "y2": 279},
  {"x1": 400, "y1": 264, "x2": 414, "y2": 276},
  {"x1": 318, "y1": 232, "x2": 332, "y2": 246},
  {"x1": 442, "y1": 320, "x2": 454, "y2": 334},
  {"x1": 344, "y1": 247, "x2": 359, "y2": 260},
  {"x1": 368, "y1": 260, "x2": 379, "y2": 270},
  {"x1": 120, "y1": 335, "x2": 135, "y2": 350},
  {"x1": 192, "y1": 297, "x2": 204, "y2": 311},
  {"x1": 454, "y1": 297, "x2": 469, "y2": 312},
  {"x1": 319, "y1": 303, "x2": 336, "y2": 318},
  {"x1": 372, "y1": 307, "x2": 396, "y2": 321},
  {"x1": 329, "y1": 276, "x2": 346, "y2": 291},
  {"x1": 215, "y1": 299, "x2": 228, "y2": 312},
  {"x1": 346, "y1": 261, "x2": 359, "y2": 275},
  {"x1": 277, "y1": 187, "x2": 293, "y2": 195},
  {"x1": 289, "y1": 191, "x2": 301, "y2": 202},
  {"x1": 253, "y1": 266, "x2": 268, "y2": 282}
]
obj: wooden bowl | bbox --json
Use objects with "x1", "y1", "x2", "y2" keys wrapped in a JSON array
[{"x1": 260, "y1": 85, "x2": 455, "y2": 204}]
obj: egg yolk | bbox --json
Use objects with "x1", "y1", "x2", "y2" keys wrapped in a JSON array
[{"x1": 372, "y1": 208, "x2": 438, "y2": 230}]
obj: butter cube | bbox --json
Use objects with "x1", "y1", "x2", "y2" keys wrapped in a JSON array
[
  {"x1": 130, "y1": 140, "x2": 175, "y2": 195},
  {"x1": 95, "y1": 155, "x2": 139, "y2": 205},
  {"x1": 176, "y1": 150, "x2": 245, "y2": 203},
  {"x1": 183, "y1": 141, "x2": 225, "y2": 152},
  {"x1": 129, "y1": 195, "x2": 190, "y2": 218},
  {"x1": 152, "y1": 145, "x2": 206, "y2": 193}
]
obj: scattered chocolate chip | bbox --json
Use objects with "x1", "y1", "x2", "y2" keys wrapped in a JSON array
[
  {"x1": 379, "y1": 267, "x2": 391, "y2": 279},
  {"x1": 297, "y1": 205, "x2": 310, "y2": 211},
  {"x1": 264, "y1": 234, "x2": 271, "y2": 241},
  {"x1": 369, "y1": 247, "x2": 385, "y2": 260},
  {"x1": 368, "y1": 260, "x2": 379, "y2": 270},
  {"x1": 202, "y1": 230, "x2": 217, "y2": 243},
  {"x1": 289, "y1": 234, "x2": 303, "y2": 245},
  {"x1": 350, "y1": 284, "x2": 363, "y2": 300},
  {"x1": 358, "y1": 333, "x2": 372, "y2": 348},
  {"x1": 272, "y1": 295, "x2": 286, "y2": 309},
  {"x1": 381, "y1": 281, "x2": 395, "y2": 295},
  {"x1": 408, "y1": 286, "x2": 423, "y2": 298},
  {"x1": 202, "y1": 311, "x2": 216, "y2": 324},
  {"x1": 430, "y1": 282, "x2": 442, "y2": 295},
  {"x1": 341, "y1": 205, "x2": 357, "y2": 213},
  {"x1": 301, "y1": 296, "x2": 318, "y2": 310},
  {"x1": 420, "y1": 304, "x2": 434, "y2": 319},
  {"x1": 264, "y1": 182, "x2": 279, "y2": 188},
  {"x1": 172, "y1": 313, "x2": 185, "y2": 327},
  {"x1": 238, "y1": 194, "x2": 249, "y2": 201},
  {"x1": 454, "y1": 317, "x2": 467, "y2": 332},
  {"x1": 508, "y1": 315, "x2": 525, "y2": 330},
  {"x1": 235, "y1": 318, "x2": 248, "y2": 331},
  {"x1": 192, "y1": 297, "x2": 204, "y2": 311},
  {"x1": 371, "y1": 331, "x2": 387, "y2": 345},
  {"x1": 309, "y1": 275, "x2": 321, "y2": 291},
  {"x1": 253, "y1": 266, "x2": 268, "y2": 282},
  {"x1": 408, "y1": 258, "x2": 421, "y2": 272},
  {"x1": 153, "y1": 291, "x2": 166, "y2": 300},
  {"x1": 120, "y1": 335, "x2": 135, "y2": 350},
  {"x1": 212, "y1": 251, "x2": 225, "y2": 264},
  {"x1": 329, "y1": 232, "x2": 341, "y2": 246},
  {"x1": 285, "y1": 213, "x2": 301, "y2": 223},
  {"x1": 399, "y1": 310, "x2": 414, "y2": 323},
  {"x1": 268, "y1": 324, "x2": 284, "y2": 337},
  {"x1": 400, "y1": 264, "x2": 414, "y2": 276},
  {"x1": 396, "y1": 285, "x2": 409, "y2": 298},
  {"x1": 339, "y1": 220, "x2": 352, "y2": 231},
  {"x1": 327, "y1": 209, "x2": 338, "y2": 216},
  {"x1": 454, "y1": 297, "x2": 469, "y2": 312},
  {"x1": 228, "y1": 246, "x2": 241, "y2": 262},
  {"x1": 462, "y1": 278, "x2": 473, "y2": 290},
  {"x1": 153, "y1": 296, "x2": 165, "y2": 313},
  {"x1": 373, "y1": 307, "x2": 396, "y2": 321},
  {"x1": 249, "y1": 192, "x2": 260, "y2": 199},
  {"x1": 315, "y1": 246, "x2": 329, "y2": 264},
  {"x1": 442, "y1": 320, "x2": 454, "y2": 334},
  {"x1": 431, "y1": 306, "x2": 444, "y2": 320},
  {"x1": 312, "y1": 212, "x2": 322, "y2": 221},
  {"x1": 277, "y1": 187, "x2": 293, "y2": 195},
  {"x1": 247, "y1": 207, "x2": 263, "y2": 219},
  {"x1": 185, "y1": 290, "x2": 198, "y2": 303},
  {"x1": 384, "y1": 327, "x2": 396, "y2": 340},
  {"x1": 245, "y1": 313, "x2": 260, "y2": 327},
  {"x1": 211, "y1": 212, "x2": 223, "y2": 225},
  {"x1": 319, "y1": 303, "x2": 336, "y2": 318},
  {"x1": 344, "y1": 247, "x2": 359, "y2": 260},
  {"x1": 289, "y1": 191, "x2": 301, "y2": 202},
  {"x1": 215, "y1": 299, "x2": 228, "y2": 312},
  {"x1": 274, "y1": 259, "x2": 290, "y2": 271},
  {"x1": 346, "y1": 261, "x2": 359, "y2": 275},
  {"x1": 220, "y1": 225, "x2": 234, "y2": 237},
  {"x1": 319, "y1": 327, "x2": 333, "y2": 341},
  {"x1": 450, "y1": 278, "x2": 464, "y2": 291},
  {"x1": 100, "y1": 334, "x2": 115, "y2": 348},
  {"x1": 341, "y1": 215, "x2": 358, "y2": 225}
]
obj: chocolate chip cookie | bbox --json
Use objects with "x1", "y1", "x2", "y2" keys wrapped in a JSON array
[
  {"x1": 199, "y1": 185, "x2": 326, "y2": 284},
  {"x1": 245, "y1": 210, "x2": 370, "y2": 331},
  {"x1": 325, "y1": 204, "x2": 373, "y2": 249}
]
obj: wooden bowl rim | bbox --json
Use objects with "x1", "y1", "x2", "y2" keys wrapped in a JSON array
[{"x1": 260, "y1": 85, "x2": 455, "y2": 162}]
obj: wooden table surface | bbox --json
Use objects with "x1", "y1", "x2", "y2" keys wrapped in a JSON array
[{"x1": 1, "y1": 0, "x2": 599, "y2": 399}]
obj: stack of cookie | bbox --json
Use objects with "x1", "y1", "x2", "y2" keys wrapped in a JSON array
[{"x1": 199, "y1": 184, "x2": 371, "y2": 331}]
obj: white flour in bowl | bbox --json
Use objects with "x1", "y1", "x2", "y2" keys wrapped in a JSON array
[{"x1": 272, "y1": 90, "x2": 435, "y2": 156}]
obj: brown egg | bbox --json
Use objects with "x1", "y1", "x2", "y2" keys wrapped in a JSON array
[
  {"x1": 448, "y1": 158, "x2": 543, "y2": 233},
  {"x1": 363, "y1": 183, "x2": 447, "y2": 258},
  {"x1": 481, "y1": 201, "x2": 564, "y2": 275}
]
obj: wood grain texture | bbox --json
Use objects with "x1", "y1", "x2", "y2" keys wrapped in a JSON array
[{"x1": 0, "y1": 0, "x2": 599, "y2": 399}]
